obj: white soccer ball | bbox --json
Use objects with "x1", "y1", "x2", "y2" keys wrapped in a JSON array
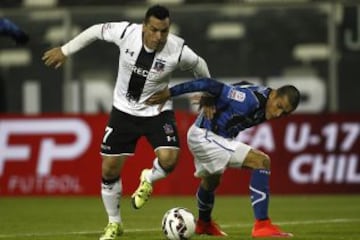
[{"x1": 161, "y1": 207, "x2": 196, "y2": 240}]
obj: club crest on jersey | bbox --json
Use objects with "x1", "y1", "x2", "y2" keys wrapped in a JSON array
[
  {"x1": 163, "y1": 123, "x2": 174, "y2": 135},
  {"x1": 154, "y1": 59, "x2": 165, "y2": 72},
  {"x1": 228, "y1": 88, "x2": 246, "y2": 102}
]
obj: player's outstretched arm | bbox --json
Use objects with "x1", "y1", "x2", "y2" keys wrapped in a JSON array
[
  {"x1": 42, "y1": 24, "x2": 104, "y2": 69},
  {"x1": 170, "y1": 78, "x2": 223, "y2": 97},
  {"x1": 42, "y1": 47, "x2": 67, "y2": 69},
  {"x1": 146, "y1": 78, "x2": 223, "y2": 105}
]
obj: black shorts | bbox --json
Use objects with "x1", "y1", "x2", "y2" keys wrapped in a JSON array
[{"x1": 100, "y1": 107, "x2": 180, "y2": 155}]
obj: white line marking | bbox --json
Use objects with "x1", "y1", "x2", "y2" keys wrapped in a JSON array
[{"x1": 0, "y1": 218, "x2": 358, "y2": 238}]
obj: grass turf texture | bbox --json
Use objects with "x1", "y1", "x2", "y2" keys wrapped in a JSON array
[{"x1": 0, "y1": 195, "x2": 359, "y2": 239}]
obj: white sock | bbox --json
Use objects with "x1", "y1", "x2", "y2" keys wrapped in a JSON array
[
  {"x1": 146, "y1": 158, "x2": 167, "y2": 183},
  {"x1": 101, "y1": 178, "x2": 122, "y2": 223}
]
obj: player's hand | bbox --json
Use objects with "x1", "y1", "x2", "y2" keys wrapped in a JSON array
[
  {"x1": 202, "y1": 105, "x2": 216, "y2": 119},
  {"x1": 146, "y1": 87, "x2": 171, "y2": 112},
  {"x1": 199, "y1": 93, "x2": 216, "y2": 119},
  {"x1": 42, "y1": 47, "x2": 67, "y2": 69},
  {"x1": 146, "y1": 87, "x2": 171, "y2": 105}
]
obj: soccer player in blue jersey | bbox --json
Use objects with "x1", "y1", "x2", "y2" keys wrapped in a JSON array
[{"x1": 146, "y1": 78, "x2": 300, "y2": 238}]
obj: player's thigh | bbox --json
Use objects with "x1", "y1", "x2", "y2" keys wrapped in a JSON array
[
  {"x1": 228, "y1": 141, "x2": 252, "y2": 169},
  {"x1": 100, "y1": 107, "x2": 142, "y2": 155},
  {"x1": 145, "y1": 110, "x2": 180, "y2": 150}
]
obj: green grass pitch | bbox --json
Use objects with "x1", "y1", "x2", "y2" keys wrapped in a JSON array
[{"x1": 0, "y1": 195, "x2": 359, "y2": 239}]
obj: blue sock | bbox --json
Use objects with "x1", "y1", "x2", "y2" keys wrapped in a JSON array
[
  {"x1": 249, "y1": 169, "x2": 270, "y2": 220},
  {"x1": 196, "y1": 186, "x2": 214, "y2": 222}
]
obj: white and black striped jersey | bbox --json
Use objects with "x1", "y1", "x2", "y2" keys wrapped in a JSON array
[{"x1": 61, "y1": 21, "x2": 210, "y2": 117}]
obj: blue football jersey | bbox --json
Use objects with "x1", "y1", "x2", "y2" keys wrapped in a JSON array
[{"x1": 170, "y1": 78, "x2": 271, "y2": 138}]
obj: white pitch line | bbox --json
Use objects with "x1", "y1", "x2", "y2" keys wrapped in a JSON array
[{"x1": 0, "y1": 218, "x2": 358, "y2": 238}]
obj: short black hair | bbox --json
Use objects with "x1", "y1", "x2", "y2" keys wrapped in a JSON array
[
  {"x1": 145, "y1": 5, "x2": 170, "y2": 22},
  {"x1": 277, "y1": 85, "x2": 300, "y2": 110}
]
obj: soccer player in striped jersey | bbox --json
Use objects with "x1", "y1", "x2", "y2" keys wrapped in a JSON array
[
  {"x1": 42, "y1": 5, "x2": 210, "y2": 240},
  {"x1": 147, "y1": 78, "x2": 300, "y2": 237}
]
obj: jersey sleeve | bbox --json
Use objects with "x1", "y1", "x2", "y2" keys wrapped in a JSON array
[
  {"x1": 178, "y1": 45, "x2": 210, "y2": 78},
  {"x1": 61, "y1": 24, "x2": 103, "y2": 56},
  {"x1": 178, "y1": 45, "x2": 199, "y2": 70},
  {"x1": 170, "y1": 78, "x2": 224, "y2": 97},
  {"x1": 100, "y1": 21, "x2": 131, "y2": 43},
  {"x1": 60, "y1": 21, "x2": 131, "y2": 56}
]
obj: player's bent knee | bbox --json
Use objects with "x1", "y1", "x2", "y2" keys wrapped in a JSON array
[
  {"x1": 254, "y1": 152, "x2": 270, "y2": 170},
  {"x1": 158, "y1": 158, "x2": 178, "y2": 173},
  {"x1": 156, "y1": 148, "x2": 180, "y2": 172},
  {"x1": 201, "y1": 175, "x2": 221, "y2": 191},
  {"x1": 101, "y1": 155, "x2": 126, "y2": 178},
  {"x1": 261, "y1": 154, "x2": 271, "y2": 170},
  {"x1": 243, "y1": 150, "x2": 271, "y2": 170}
]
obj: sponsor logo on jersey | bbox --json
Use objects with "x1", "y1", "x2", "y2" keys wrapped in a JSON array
[
  {"x1": 125, "y1": 63, "x2": 159, "y2": 80},
  {"x1": 131, "y1": 65, "x2": 149, "y2": 78},
  {"x1": 228, "y1": 88, "x2": 246, "y2": 102}
]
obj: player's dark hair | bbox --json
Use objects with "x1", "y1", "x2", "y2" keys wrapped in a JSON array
[
  {"x1": 145, "y1": 5, "x2": 170, "y2": 23},
  {"x1": 277, "y1": 85, "x2": 300, "y2": 110}
]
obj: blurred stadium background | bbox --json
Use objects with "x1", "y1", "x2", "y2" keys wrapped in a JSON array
[
  {"x1": 1, "y1": 0, "x2": 360, "y2": 114},
  {"x1": 0, "y1": 0, "x2": 359, "y2": 239}
]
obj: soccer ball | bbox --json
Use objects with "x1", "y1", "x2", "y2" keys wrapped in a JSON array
[{"x1": 161, "y1": 207, "x2": 196, "y2": 240}]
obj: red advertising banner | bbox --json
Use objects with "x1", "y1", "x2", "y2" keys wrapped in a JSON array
[{"x1": 0, "y1": 113, "x2": 359, "y2": 196}]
